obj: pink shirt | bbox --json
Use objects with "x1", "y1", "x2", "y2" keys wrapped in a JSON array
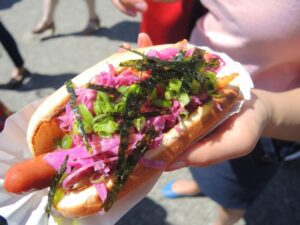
[{"x1": 190, "y1": 0, "x2": 300, "y2": 92}]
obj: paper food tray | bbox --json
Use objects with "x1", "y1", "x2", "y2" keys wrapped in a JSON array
[{"x1": 0, "y1": 46, "x2": 253, "y2": 225}]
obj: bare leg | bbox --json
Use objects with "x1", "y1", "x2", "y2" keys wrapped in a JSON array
[
  {"x1": 85, "y1": 0, "x2": 98, "y2": 20},
  {"x1": 41, "y1": 0, "x2": 58, "y2": 24},
  {"x1": 172, "y1": 179, "x2": 201, "y2": 195},
  {"x1": 33, "y1": 0, "x2": 58, "y2": 34},
  {"x1": 212, "y1": 207, "x2": 245, "y2": 225},
  {"x1": 0, "y1": 21, "x2": 30, "y2": 88},
  {"x1": 82, "y1": 0, "x2": 100, "y2": 34}
]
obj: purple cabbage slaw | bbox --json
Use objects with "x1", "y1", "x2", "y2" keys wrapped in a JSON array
[{"x1": 43, "y1": 44, "x2": 221, "y2": 205}]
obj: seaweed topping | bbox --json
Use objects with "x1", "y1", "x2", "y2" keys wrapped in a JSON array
[
  {"x1": 65, "y1": 80, "x2": 92, "y2": 153},
  {"x1": 45, "y1": 155, "x2": 69, "y2": 219},
  {"x1": 45, "y1": 44, "x2": 232, "y2": 215}
]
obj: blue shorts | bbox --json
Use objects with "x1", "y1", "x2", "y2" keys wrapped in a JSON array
[
  {"x1": 0, "y1": 215, "x2": 8, "y2": 225},
  {"x1": 190, "y1": 138, "x2": 299, "y2": 209}
]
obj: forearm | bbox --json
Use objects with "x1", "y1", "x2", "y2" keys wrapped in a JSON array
[{"x1": 255, "y1": 88, "x2": 300, "y2": 141}]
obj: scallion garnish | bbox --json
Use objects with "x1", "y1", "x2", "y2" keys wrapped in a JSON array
[{"x1": 61, "y1": 134, "x2": 73, "y2": 149}]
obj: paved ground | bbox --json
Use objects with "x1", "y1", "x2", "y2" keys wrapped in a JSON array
[{"x1": 1, "y1": 1, "x2": 300, "y2": 225}]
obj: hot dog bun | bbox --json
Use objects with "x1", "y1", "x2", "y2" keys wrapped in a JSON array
[
  {"x1": 27, "y1": 45, "x2": 170, "y2": 157},
  {"x1": 55, "y1": 87, "x2": 239, "y2": 218},
  {"x1": 26, "y1": 43, "x2": 242, "y2": 218}
]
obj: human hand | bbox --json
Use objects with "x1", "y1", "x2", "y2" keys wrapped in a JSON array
[
  {"x1": 111, "y1": 0, "x2": 180, "y2": 16},
  {"x1": 111, "y1": 0, "x2": 148, "y2": 16},
  {"x1": 134, "y1": 33, "x2": 269, "y2": 170},
  {"x1": 118, "y1": 32, "x2": 153, "y2": 52},
  {"x1": 167, "y1": 86, "x2": 300, "y2": 170},
  {"x1": 129, "y1": 34, "x2": 300, "y2": 171},
  {"x1": 166, "y1": 89, "x2": 271, "y2": 170}
]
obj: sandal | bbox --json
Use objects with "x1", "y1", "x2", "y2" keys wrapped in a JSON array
[
  {"x1": 32, "y1": 22, "x2": 56, "y2": 36},
  {"x1": 6, "y1": 68, "x2": 31, "y2": 89},
  {"x1": 82, "y1": 17, "x2": 100, "y2": 35},
  {"x1": 162, "y1": 180, "x2": 203, "y2": 199}
]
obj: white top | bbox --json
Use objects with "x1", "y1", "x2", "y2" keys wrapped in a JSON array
[{"x1": 190, "y1": 0, "x2": 300, "y2": 91}]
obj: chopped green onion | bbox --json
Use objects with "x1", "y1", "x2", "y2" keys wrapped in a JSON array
[
  {"x1": 53, "y1": 187, "x2": 65, "y2": 207},
  {"x1": 78, "y1": 104, "x2": 93, "y2": 124},
  {"x1": 164, "y1": 90, "x2": 177, "y2": 100},
  {"x1": 133, "y1": 116, "x2": 146, "y2": 132},
  {"x1": 179, "y1": 92, "x2": 190, "y2": 106},
  {"x1": 114, "y1": 101, "x2": 126, "y2": 113},
  {"x1": 205, "y1": 71, "x2": 217, "y2": 87},
  {"x1": 97, "y1": 90, "x2": 110, "y2": 102},
  {"x1": 94, "y1": 91, "x2": 114, "y2": 115},
  {"x1": 73, "y1": 120, "x2": 93, "y2": 134},
  {"x1": 117, "y1": 85, "x2": 128, "y2": 94},
  {"x1": 152, "y1": 99, "x2": 172, "y2": 108},
  {"x1": 126, "y1": 84, "x2": 140, "y2": 95},
  {"x1": 150, "y1": 86, "x2": 172, "y2": 108},
  {"x1": 168, "y1": 78, "x2": 182, "y2": 93},
  {"x1": 92, "y1": 114, "x2": 111, "y2": 124},
  {"x1": 93, "y1": 118, "x2": 119, "y2": 137},
  {"x1": 114, "y1": 96, "x2": 127, "y2": 113},
  {"x1": 190, "y1": 79, "x2": 201, "y2": 94},
  {"x1": 61, "y1": 135, "x2": 73, "y2": 149}
]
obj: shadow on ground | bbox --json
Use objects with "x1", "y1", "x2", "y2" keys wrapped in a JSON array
[
  {"x1": 116, "y1": 197, "x2": 170, "y2": 225},
  {"x1": 40, "y1": 21, "x2": 140, "y2": 43},
  {"x1": 114, "y1": 159, "x2": 300, "y2": 225},
  {"x1": 0, "y1": 0, "x2": 22, "y2": 10},
  {"x1": 0, "y1": 72, "x2": 76, "y2": 91}
]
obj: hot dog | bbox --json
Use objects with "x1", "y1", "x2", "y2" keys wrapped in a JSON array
[
  {"x1": 4, "y1": 41, "x2": 247, "y2": 218},
  {"x1": 4, "y1": 154, "x2": 55, "y2": 194}
]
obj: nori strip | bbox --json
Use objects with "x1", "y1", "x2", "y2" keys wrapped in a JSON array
[
  {"x1": 45, "y1": 155, "x2": 69, "y2": 219},
  {"x1": 65, "y1": 80, "x2": 92, "y2": 153}
]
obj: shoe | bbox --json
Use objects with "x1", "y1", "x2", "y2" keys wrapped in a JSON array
[
  {"x1": 6, "y1": 68, "x2": 31, "y2": 89},
  {"x1": 82, "y1": 17, "x2": 100, "y2": 35},
  {"x1": 32, "y1": 22, "x2": 55, "y2": 35},
  {"x1": 161, "y1": 180, "x2": 203, "y2": 199}
]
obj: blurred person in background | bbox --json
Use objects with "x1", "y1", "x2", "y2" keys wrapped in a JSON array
[
  {"x1": 0, "y1": 20, "x2": 30, "y2": 89},
  {"x1": 0, "y1": 100, "x2": 12, "y2": 132},
  {"x1": 112, "y1": 0, "x2": 206, "y2": 44},
  {"x1": 32, "y1": 0, "x2": 100, "y2": 35},
  {"x1": 115, "y1": 1, "x2": 300, "y2": 225}
]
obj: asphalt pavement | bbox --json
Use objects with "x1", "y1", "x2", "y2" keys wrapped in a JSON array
[{"x1": 0, "y1": 1, "x2": 299, "y2": 225}]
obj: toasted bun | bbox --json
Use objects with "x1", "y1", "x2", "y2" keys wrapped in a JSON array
[
  {"x1": 27, "y1": 44, "x2": 241, "y2": 217},
  {"x1": 27, "y1": 44, "x2": 175, "y2": 156}
]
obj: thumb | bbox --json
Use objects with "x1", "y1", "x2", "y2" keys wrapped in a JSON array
[{"x1": 137, "y1": 32, "x2": 153, "y2": 48}]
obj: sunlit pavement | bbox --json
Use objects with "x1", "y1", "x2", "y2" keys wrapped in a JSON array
[{"x1": 0, "y1": 1, "x2": 299, "y2": 224}]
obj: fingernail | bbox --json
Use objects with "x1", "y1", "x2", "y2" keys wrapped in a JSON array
[
  {"x1": 134, "y1": 2, "x2": 147, "y2": 12},
  {"x1": 167, "y1": 161, "x2": 186, "y2": 171}
]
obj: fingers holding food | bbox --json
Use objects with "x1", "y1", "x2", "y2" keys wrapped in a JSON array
[{"x1": 111, "y1": 0, "x2": 148, "y2": 16}]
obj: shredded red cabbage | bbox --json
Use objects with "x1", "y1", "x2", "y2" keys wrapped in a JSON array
[
  {"x1": 147, "y1": 47, "x2": 179, "y2": 60},
  {"x1": 94, "y1": 182, "x2": 108, "y2": 203},
  {"x1": 44, "y1": 46, "x2": 221, "y2": 207},
  {"x1": 57, "y1": 103, "x2": 74, "y2": 132},
  {"x1": 75, "y1": 88, "x2": 97, "y2": 112}
]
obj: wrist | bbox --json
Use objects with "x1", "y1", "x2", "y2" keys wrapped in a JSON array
[
  {"x1": 250, "y1": 89, "x2": 273, "y2": 138},
  {"x1": 253, "y1": 88, "x2": 300, "y2": 141}
]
